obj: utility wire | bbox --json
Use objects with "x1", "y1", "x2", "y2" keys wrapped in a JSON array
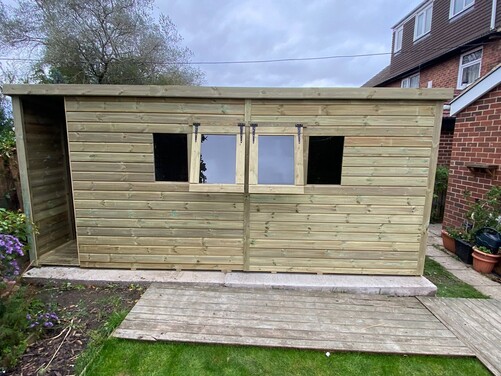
[{"x1": 0, "y1": 42, "x2": 486, "y2": 66}]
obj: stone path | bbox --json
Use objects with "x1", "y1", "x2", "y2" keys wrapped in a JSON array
[{"x1": 427, "y1": 223, "x2": 501, "y2": 299}]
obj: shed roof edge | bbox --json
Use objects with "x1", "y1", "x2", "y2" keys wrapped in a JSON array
[{"x1": 3, "y1": 84, "x2": 453, "y2": 101}]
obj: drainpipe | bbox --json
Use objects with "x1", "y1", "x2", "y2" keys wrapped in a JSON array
[{"x1": 492, "y1": 0, "x2": 498, "y2": 30}]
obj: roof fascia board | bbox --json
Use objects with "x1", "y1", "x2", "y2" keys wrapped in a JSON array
[{"x1": 2, "y1": 85, "x2": 454, "y2": 101}]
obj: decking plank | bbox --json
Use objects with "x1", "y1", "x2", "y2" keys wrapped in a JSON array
[
  {"x1": 419, "y1": 297, "x2": 501, "y2": 375},
  {"x1": 114, "y1": 285, "x2": 473, "y2": 357}
]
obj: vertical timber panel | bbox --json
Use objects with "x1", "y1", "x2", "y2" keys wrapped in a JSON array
[{"x1": 12, "y1": 97, "x2": 38, "y2": 265}]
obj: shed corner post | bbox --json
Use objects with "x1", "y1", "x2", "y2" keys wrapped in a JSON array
[
  {"x1": 12, "y1": 96, "x2": 38, "y2": 265},
  {"x1": 417, "y1": 102, "x2": 445, "y2": 275}
]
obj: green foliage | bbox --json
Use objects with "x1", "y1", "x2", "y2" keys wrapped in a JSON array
[
  {"x1": 474, "y1": 245, "x2": 496, "y2": 255},
  {"x1": 0, "y1": 209, "x2": 31, "y2": 244},
  {"x1": 467, "y1": 186, "x2": 501, "y2": 234},
  {"x1": 444, "y1": 226, "x2": 462, "y2": 240},
  {"x1": 0, "y1": 287, "x2": 31, "y2": 369},
  {"x1": 434, "y1": 165, "x2": 449, "y2": 194},
  {"x1": 424, "y1": 256, "x2": 488, "y2": 298},
  {"x1": 0, "y1": 0, "x2": 203, "y2": 85},
  {"x1": 0, "y1": 105, "x2": 15, "y2": 160}
]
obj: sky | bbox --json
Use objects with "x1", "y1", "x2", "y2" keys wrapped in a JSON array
[{"x1": 160, "y1": 0, "x2": 423, "y2": 87}]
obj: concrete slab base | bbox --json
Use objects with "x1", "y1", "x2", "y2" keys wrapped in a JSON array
[{"x1": 22, "y1": 266, "x2": 437, "y2": 296}]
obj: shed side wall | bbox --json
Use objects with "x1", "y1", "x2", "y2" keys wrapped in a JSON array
[{"x1": 23, "y1": 97, "x2": 74, "y2": 256}]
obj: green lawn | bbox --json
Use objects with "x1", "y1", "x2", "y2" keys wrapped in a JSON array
[
  {"x1": 78, "y1": 257, "x2": 491, "y2": 375},
  {"x1": 82, "y1": 340, "x2": 488, "y2": 376},
  {"x1": 424, "y1": 257, "x2": 489, "y2": 298}
]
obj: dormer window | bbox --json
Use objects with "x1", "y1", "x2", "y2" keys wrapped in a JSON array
[
  {"x1": 394, "y1": 26, "x2": 403, "y2": 53},
  {"x1": 414, "y1": 3, "x2": 432, "y2": 41},
  {"x1": 450, "y1": 0, "x2": 474, "y2": 19},
  {"x1": 457, "y1": 48, "x2": 482, "y2": 89}
]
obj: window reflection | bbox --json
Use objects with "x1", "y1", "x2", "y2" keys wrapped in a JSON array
[
  {"x1": 258, "y1": 135, "x2": 294, "y2": 185},
  {"x1": 200, "y1": 134, "x2": 236, "y2": 184}
]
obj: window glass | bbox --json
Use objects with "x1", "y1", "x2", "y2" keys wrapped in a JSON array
[
  {"x1": 200, "y1": 134, "x2": 236, "y2": 184},
  {"x1": 458, "y1": 49, "x2": 482, "y2": 88},
  {"x1": 258, "y1": 135, "x2": 294, "y2": 185},
  {"x1": 414, "y1": 5, "x2": 432, "y2": 40},
  {"x1": 451, "y1": 0, "x2": 474, "y2": 18},
  {"x1": 394, "y1": 27, "x2": 403, "y2": 52},
  {"x1": 307, "y1": 136, "x2": 344, "y2": 185},
  {"x1": 153, "y1": 133, "x2": 188, "y2": 182}
]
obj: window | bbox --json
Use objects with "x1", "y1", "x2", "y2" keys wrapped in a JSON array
[
  {"x1": 394, "y1": 26, "x2": 403, "y2": 53},
  {"x1": 249, "y1": 125, "x2": 304, "y2": 193},
  {"x1": 153, "y1": 133, "x2": 188, "y2": 181},
  {"x1": 450, "y1": 0, "x2": 474, "y2": 18},
  {"x1": 199, "y1": 135, "x2": 236, "y2": 184},
  {"x1": 457, "y1": 48, "x2": 482, "y2": 89},
  {"x1": 307, "y1": 136, "x2": 344, "y2": 185},
  {"x1": 258, "y1": 136, "x2": 295, "y2": 184},
  {"x1": 401, "y1": 73, "x2": 420, "y2": 88},
  {"x1": 414, "y1": 4, "x2": 432, "y2": 41}
]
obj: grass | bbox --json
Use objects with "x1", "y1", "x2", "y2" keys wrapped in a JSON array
[
  {"x1": 424, "y1": 257, "x2": 489, "y2": 298},
  {"x1": 78, "y1": 258, "x2": 492, "y2": 375},
  {"x1": 82, "y1": 340, "x2": 489, "y2": 376}
]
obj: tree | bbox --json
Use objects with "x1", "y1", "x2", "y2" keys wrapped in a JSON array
[{"x1": 0, "y1": 0, "x2": 203, "y2": 85}]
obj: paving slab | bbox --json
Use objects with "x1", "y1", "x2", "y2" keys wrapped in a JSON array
[{"x1": 23, "y1": 266, "x2": 437, "y2": 296}]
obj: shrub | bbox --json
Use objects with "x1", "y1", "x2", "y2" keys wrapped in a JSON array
[
  {"x1": 0, "y1": 209, "x2": 31, "y2": 244},
  {"x1": 0, "y1": 234, "x2": 24, "y2": 280}
]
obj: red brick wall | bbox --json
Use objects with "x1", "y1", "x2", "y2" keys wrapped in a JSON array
[
  {"x1": 442, "y1": 84, "x2": 501, "y2": 228},
  {"x1": 438, "y1": 131, "x2": 454, "y2": 166},
  {"x1": 380, "y1": 39, "x2": 501, "y2": 89}
]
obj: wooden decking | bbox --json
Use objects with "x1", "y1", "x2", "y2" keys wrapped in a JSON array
[
  {"x1": 114, "y1": 284, "x2": 473, "y2": 356},
  {"x1": 38, "y1": 240, "x2": 79, "y2": 266},
  {"x1": 419, "y1": 297, "x2": 501, "y2": 376}
]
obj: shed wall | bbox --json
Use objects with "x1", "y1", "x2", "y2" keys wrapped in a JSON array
[
  {"x1": 22, "y1": 97, "x2": 74, "y2": 257},
  {"x1": 64, "y1": 96, "x2": 440, "y2": 275}
]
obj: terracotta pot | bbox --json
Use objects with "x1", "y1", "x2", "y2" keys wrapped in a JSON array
[
  {"x1": 441, "y1": 230, "x2": 456, "y2": 253},
  {"x1": 472, "y1": 247, "x2": 501, "y2": 274}
]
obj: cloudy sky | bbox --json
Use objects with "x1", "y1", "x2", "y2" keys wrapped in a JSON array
[{"x1": 160, "y1": 0, "x2": 422, "y2": 87}]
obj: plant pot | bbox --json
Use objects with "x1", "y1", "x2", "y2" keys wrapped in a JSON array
[
  {"x1": 455, "y1": 238, "x2": 473, "y2": 264},
  {"x1": 472, "y1": 247, "x2": 501, "y2": 274},
  {"x1": 441, "y1": 230, "x2": 456, "y2": 253}
]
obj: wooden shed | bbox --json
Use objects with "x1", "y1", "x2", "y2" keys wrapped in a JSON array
[{"x1": 4, "y1": 85, "x2": 452, "y2": 275}]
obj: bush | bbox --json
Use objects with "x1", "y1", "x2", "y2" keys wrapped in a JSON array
[
  {"x1": 0, "y1": 209, "x2": 30, "y2": 244},
  {"x1": 0, "y1": 234, "x2": 24, "y2": 280}
]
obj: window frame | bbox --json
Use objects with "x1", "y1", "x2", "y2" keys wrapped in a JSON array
[
  {"x1": 394, "y1": 26, "x2": 403, "y2": 53},
  {"x1": 449, "y1": 0, "x2": 474, "y2": 19},
  {"x1": 413, "y1": 3, "x2": 433, "y2": 41},
  {"x1": 189, "y1": 125, "x2": 246, "y2": 193},
  {"x1": 401, "y1": 73, "x2": 420, "y2": 88},
  {"x1": 248, "y1": 125, "x2": 304, "y2": 194},
  {"x1": 457, "y1": 47, "x2": 482, "y2": 89}
]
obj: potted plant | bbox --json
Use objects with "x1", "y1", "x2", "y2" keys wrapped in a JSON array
[
  {"x1": 472, "y1": 245, "x2": 501, "y2": 274},
  {"x1": 441, "y1": 227, "x2": 459, "y2": 253},
  {"x1": 455, "y1": 229, "x2": 474, "y2": 264}
]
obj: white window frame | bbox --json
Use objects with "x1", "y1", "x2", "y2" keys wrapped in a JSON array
[
  {"x1": 393, "y1": 26, "x2": 403, "y2": 53},
  {"x1": 413, "y1": 3, "x2": 433, "y2": 41},
  {"x1": 457, "y1": 48, "x2": 482, "y2": 89},
  {"x1": 248, "y1": 125, "x2": 304, "y2": 194},
  {"x1": 189, "y1": 125, "x2": 246, "y2": 193},
  {"x1": 449, "y1": 0, "x2": 474, "y2": 19},
  {"x1": 401, "y1": 73, "x2": 420, "y2": 88}
]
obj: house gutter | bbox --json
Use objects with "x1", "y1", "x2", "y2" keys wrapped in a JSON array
[{"x1": 492, "y1": 0, "x2": 498, "y2": 30}]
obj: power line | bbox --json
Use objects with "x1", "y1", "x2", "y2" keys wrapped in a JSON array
[{"x1": 0, "y1": 42, "x2": 485, "y2": 66}]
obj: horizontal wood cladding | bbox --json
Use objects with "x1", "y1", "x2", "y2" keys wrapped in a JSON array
[
  {"x1": 23, "y1": 97, "x2": 73, "y2": 257},
  {"x1": 67, "y1": 97, "x2": 246, "y2": 271},
  {"x1": 65, "y1": 96, "x2": 438, "y2": 274}
]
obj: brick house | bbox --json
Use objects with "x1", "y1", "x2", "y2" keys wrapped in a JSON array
[
  {"x1": 364, "y1": 0, "x2": 501, "y2": 224},
  {"x1": 444, "y1": 65, "x2": 500, "y2": 228}
]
